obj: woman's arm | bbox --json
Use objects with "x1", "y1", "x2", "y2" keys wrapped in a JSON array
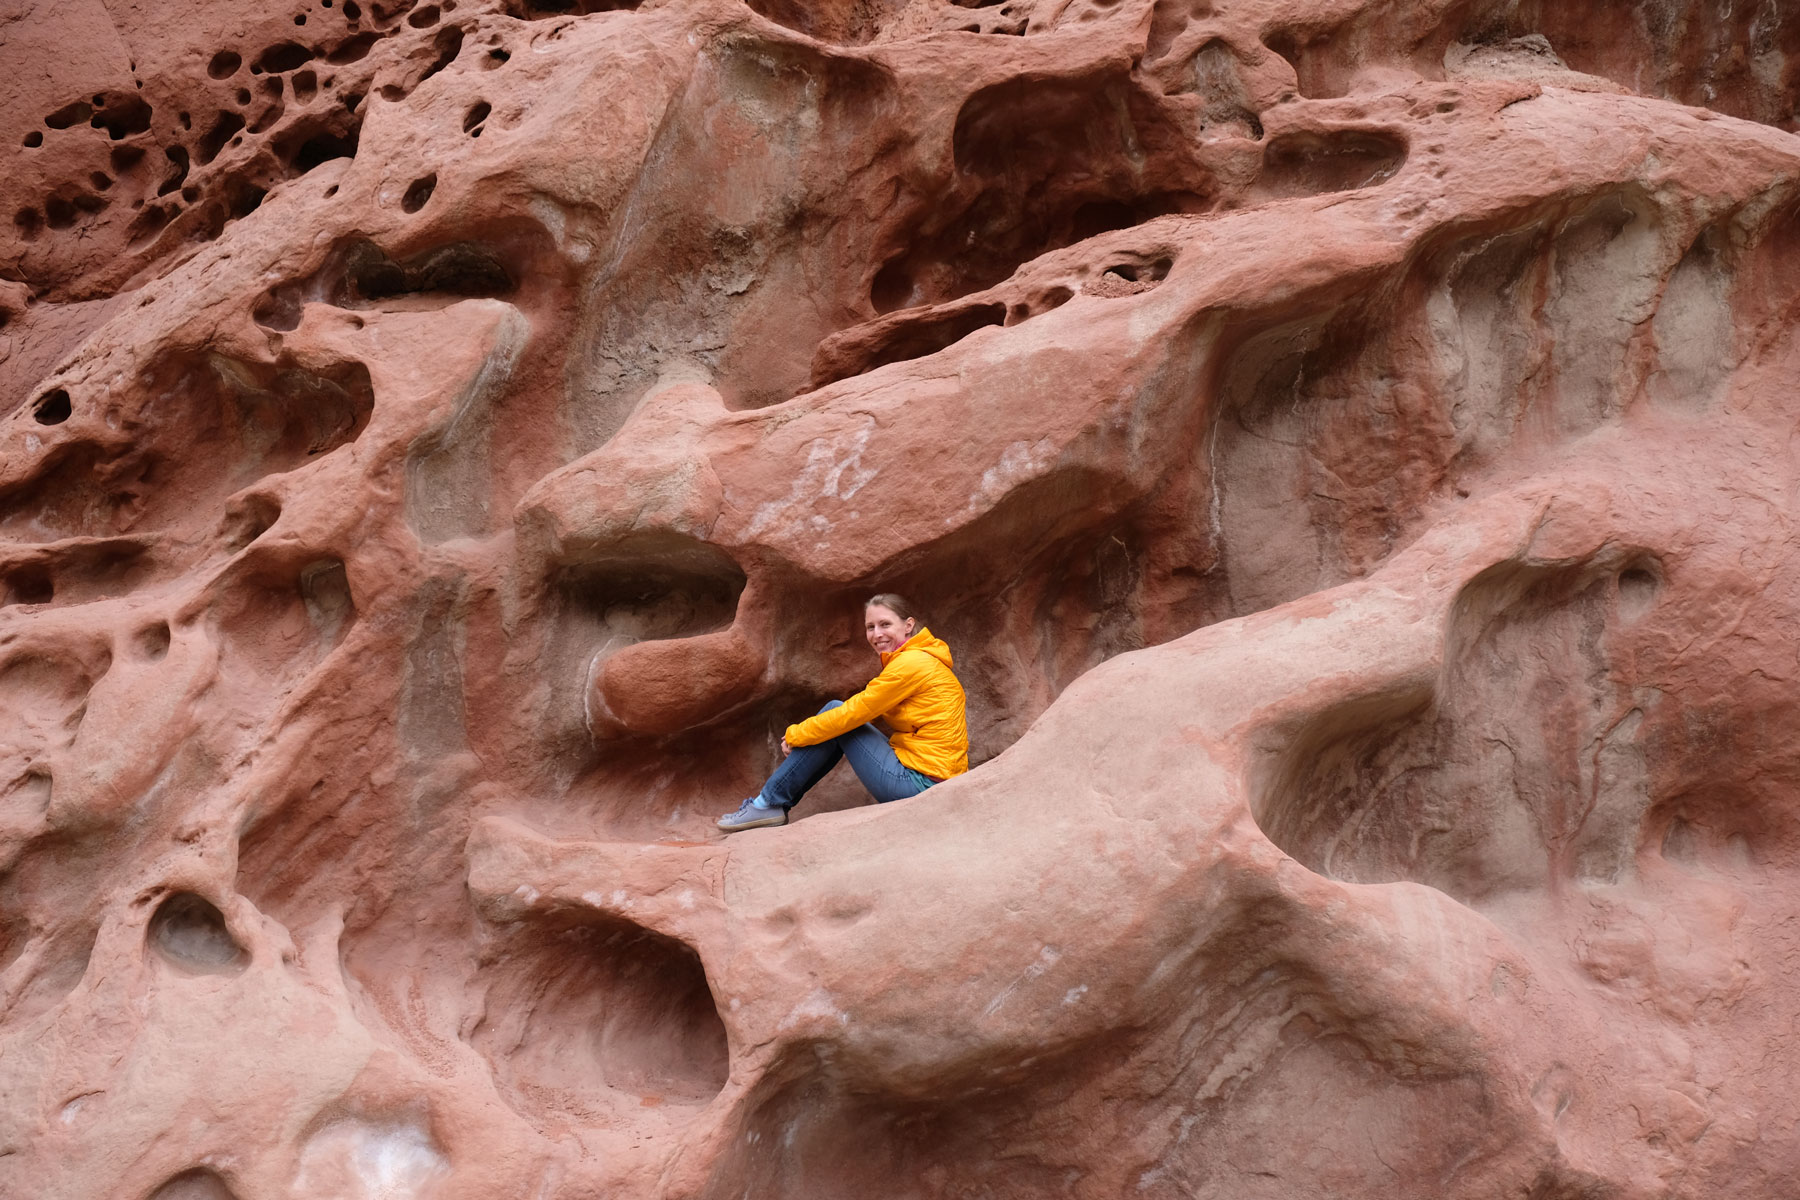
[{"x1": 784, "y1": 654, "x2": 925, "y2": 746}]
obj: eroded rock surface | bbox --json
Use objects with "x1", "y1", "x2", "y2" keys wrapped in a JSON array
[{"x1": 4, "y1": 0, "x2": 1800, "y2": 1195}]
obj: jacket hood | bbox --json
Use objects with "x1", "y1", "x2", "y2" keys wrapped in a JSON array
[{"x1": 882, "y1": 626, "x2": 953, "y2": 669}]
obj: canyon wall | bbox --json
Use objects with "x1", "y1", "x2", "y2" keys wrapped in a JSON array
[{"x1": 4, "y1": 0, "x2": 1800, "y2": 1195}]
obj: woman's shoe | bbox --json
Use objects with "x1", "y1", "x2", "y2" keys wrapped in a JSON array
[{"x1": 717, "y1": 799, "x2": 787, "y2": 832}]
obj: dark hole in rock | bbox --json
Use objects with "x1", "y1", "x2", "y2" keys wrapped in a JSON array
[
  {"x1": 148, "y1": 893, "x2": 247, "y2": 973},
  {"x1": 324, "y1": 184, "x2": 339, "y2": 197},
  {"x1": 293, "y1": 69, "x2": 318, "y2": 102},
  {"x1": 209, "y1": 50, "x2": 243, "y2": 78},
  {"x1": 33, "y1": 389, "x2": 72, "y2": 425},
  {"x1": 44, "y1": 100, "x2": 93, "y2": 129},
  {"x1": 401, "y1": 173, "x2": 436, "y2": 213},
  {"x1": 463, "y1": 100, "x2": 490, "y2": 132},
  {"x1": 281, "y1": 123, "x2": 361, "y2": 173},
  {"x1": 474, "y1": 911, "x2": 729, "y2": 1115},
  {"x1": 485, "y1": 47, "x2": 510, "y2": 67},
  {"x1": 156, "y1": 146, "x2": 191, "y2": 197},
  {"x1": 13, "y1": 208, "x2": 42, "y2": 241},
  {"x1": 91, "y1": 95, "x2": 153, "y2": 139},
  {"x1": 136, "y1": 621, "x2": 172, "y2": 660},
  {"x1": 874, "y1": 72, "x2": 1209, "y2": 311},
  {"x1": 22, "y1": 131, "x2": 42, "y2": 148},
  {"x1": 148, "y1": 1167, "x2": 240, "y2": 1200},
  {"x1": 342, "y1": 91, "x2": 364, "y2": 112},
  {"x1": 295, "y1": 12, "x2": 307, "y2": 23},
  {"x1": 44, "y1": 197, "x2": 79, "y2": 230},
  {"x1": 410, "y1": 4, "x2": 441, "y2": 25},
  {"x1": 93, "y1": 94, "x2": 106, "y2": 106},
  {"x1": 227, "y1": 180, "x2": 267, "y2": 220},
  {"x1": 221, "y1": 494, "x2": 282, "y2": 549},
  {"x1": 128, "y1": 204, "x2": 174, "y2": 246},
  {"x1": 328, "y1": 30, "x2": 381, "y2": 62},
  {"x1": 418, "y1": 25, "x2": 464, "y2": 85},
  {"x1": 6, "y1": 570, "x2": 53, "y2": 605},
  {"x1": 1255, "y1": 129, "x2": 1407, "y2": 199},
  {"x1": 181, "y1": 185, "x2": 201, "y2": 203},
  {"x1": 110, "y1": 144, "x2": 146, "y2": 172},
  {"x1": 812, "y1": 300, "x2": 1007, "y2": 388},
  {"x1": 196, "y1": 110, "x2": 247, "y2": 165},
  {"x1": 741, "y1": 0, "x2": 871, "y2": 42},
  {"x1": 90, "y1": 171, "x2": 113, "y2": 191},
  {"x1": 254, "y1": 41, "x2": 317, "y2": 73},
  {"x1": 344, "y1": 0, "x2": 362, "y2": 18}
]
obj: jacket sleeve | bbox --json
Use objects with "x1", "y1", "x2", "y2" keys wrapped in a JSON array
[{"x1": 785, "y1": 654, "x2": 926, "y2": 746}]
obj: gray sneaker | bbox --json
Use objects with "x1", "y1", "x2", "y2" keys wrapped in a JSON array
[{"x1": 717, "y1": 798, "x2": 787, "y2": 832}]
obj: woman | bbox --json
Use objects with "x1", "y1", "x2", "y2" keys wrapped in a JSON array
[{"x1": 717, "y1": 594, "x2": 968, "y2": 832}]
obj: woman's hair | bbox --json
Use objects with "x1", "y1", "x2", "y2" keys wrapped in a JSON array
[{"x1": 864, "y1": 593, "x2": 918, "y2": 626}]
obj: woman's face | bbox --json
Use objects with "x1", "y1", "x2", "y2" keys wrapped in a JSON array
[{"x1": 865, "y1": 605, "x2": 916, "y2": 654}]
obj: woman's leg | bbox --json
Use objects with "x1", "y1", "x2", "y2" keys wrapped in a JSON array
[{"x1": 834, "y1": 723, "x2": 934, "y2": 804}]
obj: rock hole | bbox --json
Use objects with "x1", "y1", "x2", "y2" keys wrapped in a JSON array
[
  {"x1": 1255, "y1": 129, "x2": 1407, "y2": 199},
  {"x1": 136, "y1": 621, "x2": 172, "y2": 661},
  {"x1": 22, "y1": 131, "x2": 41, "y2": 148},
  {"x1": 343, "y1": 0, "x2": 361, "y2": 17},
  {"x1": 1617, "y1": 565, "x2": 1660, "y2": 621},
  {"x1": 13, "y1": 208, "x2": 42, "y2": 241},
  {"x1": 33, "y1": 389, "x2": 71, "y2": 425},
  {"x1": 208, "y1": 50, "x2": 243, "y2": 78},
  {"x1": 281, "y1": 124, "x2": 360, "y2": 172},
  {"x1": 462, "y1": 100, "x2": 490, "y2": 132},
  {"x1": 148, "y1": 893, "x2": 247, "y2": 974},
  {"x1": 474, "y1": 911, "x2": 729, "y2": 1116},
  {"x1": 90, "y1": 171, "x2": 113, "y2": 190},
  {"x1": 91, "y1": 95, "x2": 152, "y2": 138},
  {"x1": 180, "y1": 185, "x2": 201, "y2": 202},
  {"x1": 409, "y1": 4, "x2": 441, "y2": 25},
  {"x1": 328, "y1": 30, "x2": 381, "y2": 62},
  {"x1": 485, "y1": 47, "x2": 509, "y2": 67},
  {"x1": 401, "y1": 173, "x2": 436, "y2": 213},
  {"x1": 44, "y1": 100, "x2": 94, "y2": 129},
  {"x1": 110, "y1": 143, "x2": 146, "y2": 172},
  {"x1": 294, "y1": 12, "x2": 307, "y2": 23},
  {"x1": 293, "y1": 69, "x2": 318, "y2": 102},
  {"x1": 324, "y1": 184, "x2": 339, "y2": 197},
  {"x1": 156, "y1": 146, "x2": 191, "y2": 196},
  {"x1": 196, "y1": 110, "x2": 247, "y2": 165},
  {"x1": 418, "y1": 24, "x2": 465, "y2": 84},
  {"x1": 6, "y1": 570, "x2": 53, "y2": 606},
  {"x1": 221, "y1": 495, "x2": 282, "y2": 548},
  {"x1": 148, "y1": 1167, "x2": 241, "y2": 1200},
  {"x1": 254, "y1": 41, "x2": 316, "y2": 73},
  {"x1": 811, "y1": 300, "x2": 1007, "y2": 388}
]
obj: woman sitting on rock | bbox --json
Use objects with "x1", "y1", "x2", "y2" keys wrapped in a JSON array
[{"x1": 717, "y1": 594, "x2": 968, "y2": 832}]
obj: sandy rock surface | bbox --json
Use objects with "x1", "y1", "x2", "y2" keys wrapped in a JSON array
[{"x1": 4, "y1": 0, "x2": 1800, "y2": 1195}]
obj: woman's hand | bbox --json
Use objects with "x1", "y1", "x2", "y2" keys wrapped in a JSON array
[{"x1": 780, "y1": 738, "x2": 792, "y2": 757}]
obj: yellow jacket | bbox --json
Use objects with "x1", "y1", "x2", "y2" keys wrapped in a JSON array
[{"x1": 784, "y1": 628, "x2": 969, "y2": 780}]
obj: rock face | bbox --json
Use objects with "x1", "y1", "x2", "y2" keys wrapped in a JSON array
[{"x1": 4, "y1": 0, "x2": 1800, "y2": 1195}]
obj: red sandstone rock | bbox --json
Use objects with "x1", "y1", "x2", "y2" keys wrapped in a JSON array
[{"x1": 5, "y1": 0, "x2": 1800, "y2": 1196}]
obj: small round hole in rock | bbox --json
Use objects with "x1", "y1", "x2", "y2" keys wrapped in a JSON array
[
  {"x1": 136, "y1": 621, "x2": 172, "y2": 661},
  {"x1": 401, "y1": 173, "x2": 436, "y2": 213},
  {"x1": 463, "y1": 100, "x2": 490, "y2": 132},
  {"x1": 148, "y1": 892, "x2": 247, "y2": 974},
  {"x1": 148, "y1": 1167, "x2": 240, "y2": 1200},
  {"x1": 22, "y1": 131, "x2": 41, "y2": 148},
  {"x1": 208, "y1": 50, "x2": 242, "y2": 78},
  {"x1": 485, "y1": 47, "x2": 509, "y2": 67},
  {"x1": 33, "y1": 389, "x2": 71, "y2": 424}
]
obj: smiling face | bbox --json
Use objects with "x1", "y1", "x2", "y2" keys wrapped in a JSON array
[{"x1": 865, "y1": 604, "x2": 916, "y2": 654}]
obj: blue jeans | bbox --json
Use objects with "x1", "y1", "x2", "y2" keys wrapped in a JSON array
[{"x1": 755, "y1": 701, "x2": 936, "y2": 811}]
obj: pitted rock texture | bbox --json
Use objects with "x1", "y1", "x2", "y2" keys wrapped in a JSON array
[{"x1": 4, "y1": 0, "x2": 1800, "y2": 1196}]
